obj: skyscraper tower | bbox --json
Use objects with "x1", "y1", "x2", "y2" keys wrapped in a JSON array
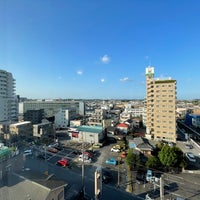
[
  {"x1": 0, "y1": 69, "x2": 18, "y2": 122},
  {"x1": 145, "y1": 66, "x2": 177, "y2": 143}
]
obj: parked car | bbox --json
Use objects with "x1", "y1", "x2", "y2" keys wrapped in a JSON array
[
  {"x1": 57, "y1": 158, "x2": 68, "y2": 167},
  {"x1": 105, "y1": 158, "x2": 117, "y2": 165},
  {"x1": 146, "y1": 169, "x2": 153, "y2": 182},
  {"x1": 121, "y1": 151, "x2": 127, "y2": 158},
  {"x1": 111, "y1": 147, "x2": 120, "y2": 153},
  {"x1": 185, "y1": 152, "x2": 196, "y2": 162},
  {"x1": 114, "y1": 144, "x2": 121, "y2": 149},
  {"x1": 79, "y1": 154, "x2": 92, "y2": 161},
  {"x1": 79, "y1": 157, "x2": 92, "y2": 163},
  {"x1": 92, "y1": 144, "x2": 101, "y2": 149},
  {"x1": 23, "y1": 149, "x2": 32, "y2": 156}
]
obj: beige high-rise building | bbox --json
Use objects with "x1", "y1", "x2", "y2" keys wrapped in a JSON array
[{"x1": 145, "y1": 66, "x2": 177, "y2": 143}]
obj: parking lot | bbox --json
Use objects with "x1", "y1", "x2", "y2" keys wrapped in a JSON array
[{"x1": 23, "y1": 139, "x2": 128, "y2": 190}]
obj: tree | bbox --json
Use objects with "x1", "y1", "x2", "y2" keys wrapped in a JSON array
[
  {"x1": 146, "y1": 155, "x2": 160, "y2": 169},
  {"x1": 126, "y1": 148, "x2": 134, "y2": 170},
  {"x1": 126, "y1": 149, "x2": 141, "y2": 170},
  {"x1": 158, "y1": 145, "x2": 185, "y2": 170}
]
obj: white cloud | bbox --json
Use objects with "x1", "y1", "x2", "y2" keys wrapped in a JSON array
[
  {"x1": 77, "y1": 70, "x2": 83, "y2": 75},
  {"x1": 120, "y1": 77, "x2": 133, "y2": 82},
  {"x1": 101, "y1": 55, "x2": 110, "y2": 64},
  {"x1": 100, "y1": 78, "x2": 105, "y2": 83}
]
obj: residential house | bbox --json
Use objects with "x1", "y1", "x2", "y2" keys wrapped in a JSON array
[
  {"x1": 128, "y1": 137, "x2": 153, "y2": 156},
  {"x1": 116, "y1": 123, "x2": 129, "y2": 134}
]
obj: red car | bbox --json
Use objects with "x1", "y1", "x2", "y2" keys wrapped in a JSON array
[
  {"x1": 121, "y1": 151, "x2": 127, "y2": 158},
  {"x1": 57, "y1": 158, "x2": 68, "y2": 167}
]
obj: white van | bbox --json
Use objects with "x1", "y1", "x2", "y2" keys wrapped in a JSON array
[{"x1": 23, "y1": 149, "x2": 32, "y2": 156}]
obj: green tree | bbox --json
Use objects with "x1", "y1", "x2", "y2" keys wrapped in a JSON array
[
  {"x1": 146, "y1": 155, "x2": 160, "y2": 169},
  {"x1": 158, "y1": 145, "x2": 184, "y2": 170},
  {"x1": 126, "y1": 148, "x2": 134, "y2": 170},
  {"x1": 126, "y1": 149, "x2": 141, "y2": 170}
]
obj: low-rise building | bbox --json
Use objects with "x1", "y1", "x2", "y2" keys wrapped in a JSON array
[
  {"x1": 116, "y1": 123, "x2": 129, "y2": 134},
  {"x1": 9, "y1": 121, "x2": 33, "y2": 137},
  {"x1": 33, "y1": 122, "x2": 55, "y2": 138},
  {"x1": 128, "y1": 137, "x2": 153, "y2": 156},
  {"x1": 68, "y1": 125, "x2": 105, "y2": 144}
]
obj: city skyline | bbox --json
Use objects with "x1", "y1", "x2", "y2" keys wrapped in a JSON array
[{"x1": 1, "y1": 1, "x2": 200, "y2": 100}]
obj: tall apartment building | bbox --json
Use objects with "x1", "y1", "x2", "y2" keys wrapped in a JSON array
[
  {"x1": 0, "y1": 69, "x2": 18, "y2": 122},
  {"x1": 145, "y1": 67, "x2": 177, "y2": 143}
]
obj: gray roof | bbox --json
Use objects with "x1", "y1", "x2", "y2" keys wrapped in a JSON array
[
  {"x1": 0, "y1": 171, "x2": 67, "y2": 200},
  {"x1": 130, "y1": 137, "x2": 153, "y2": 151},
  {"x1": 17, "y1": 170, "x2": 67, "y2": 190}
]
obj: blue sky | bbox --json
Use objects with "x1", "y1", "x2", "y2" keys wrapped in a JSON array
[{"x1": 0, "y1": 0, "x2": 200, "y2": 100}]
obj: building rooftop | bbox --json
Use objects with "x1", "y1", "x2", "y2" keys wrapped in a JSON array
[
  {"x1": 0, "y1": 171, "x2": 68, "y2": 200},
  {"x1": 77, "y1": 125, "x2": 103, "y2": 133},
  {"x1": 10, "y1": 121, "x2": 31, "y2": 126},
  {"x1": 116, "y1": 123, "x2": 129, "y2": 128}
]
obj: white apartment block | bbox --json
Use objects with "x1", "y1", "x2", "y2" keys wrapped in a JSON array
[
  {"x1": 146, "y1": 67, "x2": 177, "y2": 143},
  {"x1": 120, "y1": 107, "x2": 146, "y2": 126},
  {"x1": 0, "y1": 69, "x2": 18, "y2": 122},
  {"x1": 19, "y1": 100, "x2": 85, "y2": 118},
  {"x1": 55, "y1": 108, "x2": 76, "y2": 129}
]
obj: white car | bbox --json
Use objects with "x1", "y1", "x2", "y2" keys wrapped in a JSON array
[
  {"x1": 78, "y1": 155, "x2": 92, "y2": 163},
  {"x1": 23, "y1": 149, "x2": 32, "y2": 156},
  {"x1": 79, "y1": 157, "x2": 92, "y2": 163},
  {"x1": 185, "y1": 152, "x2": 196, "y2": 162},
  {"x1": 111, "y1": 147, "x2": 120, "y2": 153}
]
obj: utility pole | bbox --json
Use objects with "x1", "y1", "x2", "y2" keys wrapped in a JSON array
[
  {"x1": 160, "y1": 175, "x2": 164, "y2": 200},
  {"x1": 117, "y1": 155, "x2": 120, "y2": 187},
  {"x1": 94, "y1": 166, "x2": 102, "y2": 200},
  {"x1": 45, "y1": 144, "x2": 47, "y2": 161}
]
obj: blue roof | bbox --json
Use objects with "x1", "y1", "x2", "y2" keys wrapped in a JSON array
[{"x1": 77, "y1": 125, "x2": 103, "y2": 134}]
